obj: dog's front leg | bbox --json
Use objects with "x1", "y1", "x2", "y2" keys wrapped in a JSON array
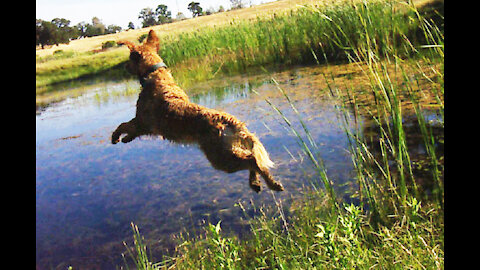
[{"x1": 112, "y1": 118, "x2": 139, "y2": 144}]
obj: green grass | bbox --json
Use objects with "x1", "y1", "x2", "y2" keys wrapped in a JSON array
[
  {"x1": 118, "y1": 0, "x2": 443, "y2": 269},
  {"x1": 123, "y1": 193, "x2": 443, "y2": 269}
]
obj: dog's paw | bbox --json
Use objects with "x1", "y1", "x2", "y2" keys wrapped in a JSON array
[
  {"x1": 250, "y1": 183, "x2": 262, "y2": 193},
  {"x1": 267, "y1": 181, "x2": 284, "y2": 192},
  {"x1": 249, "y1": 180, "x2": 262, "y2": 193},
  {"x1": 121, "y1": 134, "x2": 135, "y2": 143},
  {"x1": 111, "y1": 136, "x2": 120, "y2": 144}
]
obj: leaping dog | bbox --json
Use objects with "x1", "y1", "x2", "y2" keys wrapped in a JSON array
[{"x1": 112, "y1": 30, "x2": 284, "y2": 192}]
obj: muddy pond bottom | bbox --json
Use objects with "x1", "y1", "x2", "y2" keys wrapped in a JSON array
[{"x1": 36, "y1": 65, "x2": 387, "y2": 269}]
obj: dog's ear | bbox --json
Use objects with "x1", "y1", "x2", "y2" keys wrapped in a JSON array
[
  {"x1": 117, "y1": 40, "x2": 137, "y2": 51},
  {"x1": 145, "y1": 29, "x2": 160, "y2": 51}
]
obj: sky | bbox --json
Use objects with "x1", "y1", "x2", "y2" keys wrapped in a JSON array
[{"x1": 36, "y1": 0, "x2": 274, "y2": 29}]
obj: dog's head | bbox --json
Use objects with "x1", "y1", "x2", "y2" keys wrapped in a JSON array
[{"x1": 117, "y1": 30, "x2": 164, "y2": 77}]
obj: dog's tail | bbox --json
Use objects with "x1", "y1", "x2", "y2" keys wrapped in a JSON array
[
  {"x1": 213, "y1": 112, "x2": 274, "y2": 170},
  {"x1": 242, "y1": 131, "x2": 275, "y2": 170}
]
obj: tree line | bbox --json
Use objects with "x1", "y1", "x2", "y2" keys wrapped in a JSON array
[
  {"x1": 36, "y1": 1, "x2": 246, "y2": 49},
  {"x1": 36, "y1": 17, "x2": 126, "y2": 48}
]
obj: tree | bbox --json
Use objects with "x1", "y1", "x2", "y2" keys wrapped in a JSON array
[
  {"x1": 36, "y1": 19, "x2": 43, "y2": 46},
  {"x1": 188, "y1": 2, "x2": 203, "y2": 17},
  {"x1": 36, "y1": 18, "x2": 75, "y2": 48},
  {"x1": 51, "y1": 18, "x2": 70, "y2": 29},
  {"x1": 36, "y1": 16, "x2": 125, "y2": 48},
  {"x1": 205, "y1": 7, "x2": 215, "y2": 15},
  {"x1": 176, "y1": 12, "x2": 186, "y2": 21},
  {"x1": 155, "y1": 4, "x2": 172, "y2": 24},
  {"x1": 139, "y1": 8, "x2": 157, "y2": 28},
  {"x1": 36, "y1": 20, "x2": 56, "y2": 48},
  {"x1": 230, "y1": 0, "x2": 245, "y2": 10},
  {"x1": 85, "y1": 17, "x2": 106, "y2": 37},
  {"x1": 128, "y1": 22, "x2": 135, "y2": 30},
  {"x1": 51, "y1": 18, "x2": 74, "y2": 44},
  {"x1": 106, "y1": 25, "x2": 122, "y2": 34},
  {"x1": 75, "y1": 22, "x2": 88, "y2": 38},
  {"x1": 92, "y1": 17, "x2": 106, "y2": 34}
]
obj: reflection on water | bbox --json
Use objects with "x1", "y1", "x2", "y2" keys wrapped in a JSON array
[{"x1": 36, "y1": 65, "x2": 440, "y2": 269}]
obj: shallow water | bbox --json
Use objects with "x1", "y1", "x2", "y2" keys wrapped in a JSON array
[{"x1": 36, "y1": 65, "x2": 440, "y2": 269}]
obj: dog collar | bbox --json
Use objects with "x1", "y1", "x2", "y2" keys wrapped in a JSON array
[
  {"x1": 140, "y1": 62, "x2": 167, "y2": 87},
  {"x1": 147, "y1": 62, "x2": 167, "y2": 74}
]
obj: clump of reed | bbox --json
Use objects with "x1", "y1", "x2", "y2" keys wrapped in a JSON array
[
  {"x1": 323, "y1": 0, "x2": 444, "y2": 218},
  {"x1": 121, "y1": 0, "x2": 443, "y2": 268}
]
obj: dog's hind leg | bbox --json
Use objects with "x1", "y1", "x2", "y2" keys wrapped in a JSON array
[
  {"x1": 242, "y1": 131, "x2": 284, "y2": 191},
  {"x1": 249, "y1": 170, "x2": 262, "y2": 193},
  {"x1": 257, "y1": 167, "x2": 284, "y2": 191},
  {"x1": 112, "y1": 118, "x2": 139, "y2": 144}
]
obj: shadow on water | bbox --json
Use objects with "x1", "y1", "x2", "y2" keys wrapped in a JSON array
[{"x1": 36, "y1": 64, "x2": 442, "y2": 269}]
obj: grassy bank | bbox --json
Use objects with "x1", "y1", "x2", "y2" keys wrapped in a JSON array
[
  {"x1": 140, "y1": 196, "x2": 442, "y2": 269},
  {"x1": 123, "y1": 192, "x2": 443, "y2": 269},
  {"x1": 118, "y1": 0, "x2": 443, "y2": 269},
  {"x1": 36, "y1": 49, "x2": 128, "y2": 94}
]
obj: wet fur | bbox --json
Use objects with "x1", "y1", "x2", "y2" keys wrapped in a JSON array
[{"x1": 112, "y1": 30, "x2": 284, "y2": 192}]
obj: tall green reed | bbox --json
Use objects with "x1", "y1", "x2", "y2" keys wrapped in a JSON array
[
  {"x1": 123, "y1": 223, "x2": 163, "y2": 270},
  {"x1": 310, "y1": 0, "x2": 443, "y2": 219},
  {"x1": 255, "y1": 0, "x2": 443, "y2": 220},
  {"x1": 257, "y1": 82, "x2": 338, "y2": 211}
]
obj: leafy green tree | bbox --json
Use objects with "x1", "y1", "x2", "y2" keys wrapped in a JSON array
[
  {"x1": 156, "y1": 4, "x2": 172, "y2": 24},
  {"x1": 84, "y1": 17, "x2": 106, "y2": 37},
  {"x1": 75, "y1": 22, "x2": 88, "y2": 38},
  {"x1": 176, "y1": 12, "x2": 186, "y2": 21},
  {"x1": 205, "y1": 7, "x2": 215, "y2": 15},
  {"x1": 36, "y1": 16, "x2": 122, "y2": 47},
  {"x1": 51, "y1": 18, "x2": 70, "y2": 29},
  {"x1": 51, "y1": 18, "x2": 74, "y2": 44},
  {"x1": 106, "y1": 25, "x2": 122, "y2": 34},
  {"x1": 35, "y1": 19, "x2": 42, "y2": 46},
  {"x1": 139, "y1": 8, "x2": 157, "y2": 28},
  {"x1": 36, "y1": 18, "x2": 75, "y2": 48},
  {"x1": 230, "y1": 0, "x2": 245, "y2": 10},
  {"x1": 188, "y1": 2, "x2": 203, "y2": 17},
  {"x1": 128, "y1": 22, "x2": 135, "y2": 30},
  {"x1": 36, "y1": 20, "x2": 56, "y2": 48}
]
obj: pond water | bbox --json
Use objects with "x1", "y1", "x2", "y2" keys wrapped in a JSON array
[{"x1": 36, "y1": 65, "x2": 439, "y2": 269}]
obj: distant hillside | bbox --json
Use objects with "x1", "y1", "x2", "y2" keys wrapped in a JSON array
[{"x1": 35, "y1": 0, "x2": 348, "y2": 57}]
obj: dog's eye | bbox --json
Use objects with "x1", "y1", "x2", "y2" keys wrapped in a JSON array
[{"x1": 130, "y1": 52, "x2": 141, "y2": 62}]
